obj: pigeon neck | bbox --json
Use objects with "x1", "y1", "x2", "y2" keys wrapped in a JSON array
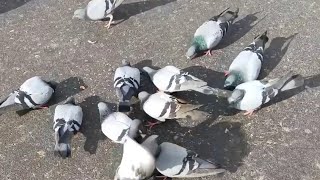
[{"x1": 192, "y1": 36, "x2": 206, "y2": 51}]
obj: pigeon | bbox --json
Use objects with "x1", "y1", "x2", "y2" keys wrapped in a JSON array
[
  {"x1": 0, "y1": 76, "x2": 55, "y2": 115},
  {"x1": 142, "y1": 65, "x2": 230, "y2": 97},
  {"x1": 114, "y1": 60, "x2": 140, "y2": 112},
  {"x1": 228, "y1": 71, "x2": 305, "y2": 115},
  {"x1": 98, "y1": 102, "x2": 142, "y2": 143},
  {"x1": 114, "y1": 136, "x2": 157, "y2": 180},
  {"x1": 53, "y1": 97, "x2": 83, "y2": 158},
  {"x1": 73, "y1": 0, "x2": 125, "y2": 28},
  {"x1": 224, "y1": 31, "x2": 269, "y2": 90},
  {"x1": 156, "y1": 142, "x2": 226, "y2": 178},
  {"x1": 138, "y1": 91, "x2": 202, "y2": 128},
  {"x1": 186, "y1": 7, "x2": 239, "y2": 59}
]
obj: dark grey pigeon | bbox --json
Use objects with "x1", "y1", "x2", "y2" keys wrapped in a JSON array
[
  {"x1": 228, "y1": 71, "x2": 305, "y2": 116},
  {"x1": 224, "y1": 31, "x2": 269, "y2": 90},
  {"x1": 0, "y1": 76, "x2": 55, "y2": 115},
  {"x1": 156, "y1": 142, "x2": 225, "y2": 178},
  {"x1": 53, "y1": 97, "x2": 83, "y2": 158},
  {"x1": 114, "y1": 60, "x2": 140, "y2": 112}
]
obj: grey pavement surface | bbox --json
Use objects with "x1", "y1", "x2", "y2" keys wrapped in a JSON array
[{"x1": 0, "y1": 0, "x2": 320, "y2": 179}]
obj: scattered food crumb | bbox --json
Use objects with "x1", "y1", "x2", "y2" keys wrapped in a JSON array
[
  {"x1": 80, "y1": 86, "x2": 86, "y2": 90},
  {"x1": 304, "y1": 129, "x2": 312, "y2": 134},
  {"x1": 88, "y1": 40, "x2": 97, "y2": 44},
  {"x1": 37, "y1": 150, "x2": 46, "y2": 158}
]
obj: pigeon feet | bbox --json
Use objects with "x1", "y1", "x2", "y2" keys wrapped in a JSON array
[
  {"x1": 145, "y1": 121, "x2": 161, "y2": 130},
  {"x1": 104, "y1": 14, "x2": 114, "y2": 29},
  {"x1": 205, "y1": 50, "x2": 212, "y2": 56},
  {"x1": 243, "y1": 110, "x2": 255, "y2": 116},
  {"x1": 38, "y1": 105, "x2": 49, "y2": 109}
]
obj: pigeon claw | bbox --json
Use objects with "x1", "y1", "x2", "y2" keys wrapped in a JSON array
[
  {"x1": 243, "y1": 110, "x2": 255, "y2": 116},
  {"x1": 104, "y1": 14, "x2": 115, "y2": 29},
  {"x1": 205, "y1": 50, "x2": 212, "y2": 56},
  {"x1": 145, "y1": 121, "x2": 161, "y2": 130},
  {"x1": 224, "y1": 71, "x2": 230, "y2": 76}
]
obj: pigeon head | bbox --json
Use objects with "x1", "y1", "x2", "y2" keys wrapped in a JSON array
[
  {"x1": 122, "y1": 59, "x2": 131, "y2": 66},
  {"x1": 186, "y1": 45, "x2": 197, "y2": 59},
  {"x1": 98, "y1": 102, "x2": 113, "y2": 122},
  {"x1": 138, "y1": 91, "x2": 150, "y2": 102},
  {"x1": 142, "y1": 67, "x2": 156, "y2": 77},
  {"x1": 73, "y1": 8, "x2": 86, "y2": 20},
  {"x1": 228, "y1": 89, "x2": 245, "y2": 106},
  {"x1": 224, "y1": 73, "x2": 241, "y2": 90},
  {"x1": 128, "y1": 119, "x2": 142, "y2": 139}
]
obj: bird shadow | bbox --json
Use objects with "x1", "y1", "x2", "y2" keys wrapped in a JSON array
[
  {"x1": 79, "y1": 96, "x2": 109, "y2": 154},
  {"x1": 47, "y1": 77, "x2": 87, "y2": 106},
  {"x1": 263, "y1": 73, "x2": 320, "y2": 108},
  {"x1": 183, "y1": 66, "x2": 226, "y2": 89},
  {"x1": 216, "y1": 11, "x2": 263, "y2": 50},
  {"x1": 134, "y1": 59, "x2": 160, "y2": 94},
  {"x1": 0, "y1": 0, "x2": 32, "y2": 14},
  {"x1": 259, "y1": 33, "x2": 298, "y2": 79},
  {"x1": 149, "y1": 117, "x2": 249, "y2": 173},
  {"x1": 112, "y1": 0, "x2": 177, "y2": 25},
  {"x1": 16, "y1": 77, "x2": 86, "y2": 116}
]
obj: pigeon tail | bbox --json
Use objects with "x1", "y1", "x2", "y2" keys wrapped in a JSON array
[
  {"x1": 63, "y1": 96, "x2": 76, "y2": 105},
  {"x1": 118, "y1": 101, "x2": 131, "y2": 112},
  {"x1": 209, "y1": 7, "x2": 230, "y2": 21},
  {"x1": 0, "y1": 92, "x2": 25, "y2": 115},
  {"x1": 217, "y1": 8, "x2": 239, "y2": 22},
  {"x1": 280, "y1": 74, "x2": 305, "y2": 92},
  {"x1": 54, "y1": 128, "x2": 72, "y2": 158},
  {"x1": 194, "y1": 85, "x2": 233, "y2": 98},
  {"x1": 254, "y1": 30, "x2": 269, "y2": 50},
  {"x1": 268, "y1": 71, "x2": 304, "y2": 92}
]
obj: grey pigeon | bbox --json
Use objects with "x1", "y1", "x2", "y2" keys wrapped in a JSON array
[
  {"x1": 53, "y1": 97, "x2": 83, "y2": 158},
  {"x1": 0, "y1": 76, "x2": 55, "y2": 115},
  {"x1": 73, "y1": 0, "x2": 125, "y2": 28},
  {"x1": 138, "y1": 91, "x2": 202, "y2": 128},
  {"x1": 98, "y1": 102, "x2": 142, "y2": 143},
  {"x1": 114, "y1": 60, "x2": 140, "y2": 112},
  {"x1": 114, "y1": 136, "x2": 156, "y2": 180},
  {"x1": 228, "y1": 71, "x2": 305, "y2": 115},
  {"x1": 186, "y1": 7, "x2": 239, "y2": 59},
  {"x1": 156, "y1": 142, "x2": 226, "y2": 178},
  {"x1": 224, "y1": 31, "x2": 269, "y2": 90},
  {"x1": 142, "y1": 65, "x2": 230, "y2": 97}
]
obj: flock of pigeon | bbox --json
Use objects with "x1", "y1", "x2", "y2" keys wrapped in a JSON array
[{"x1": 0, "y1": 0, "x2": 306, "y2": 180}]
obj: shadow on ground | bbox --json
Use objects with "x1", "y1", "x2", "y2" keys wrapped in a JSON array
[
  {"x1": 260, "y1": 33, "x2": 298, "y2": 79},
  {"x1": 127, "y1": 59, "x2": 248, "y2": 173},
  {"x1": 0, "y1": 0, "x2": 31, "y2": 14},
  {"x1": 47, "y1": 77, "x2": 87, "y2": 106},
  {"x1": 113, "y1": 0, "x2": 177, "y2": 25},
  {"x1": 79, "y1": 96, "x2": 115, "y2": 154},
  {"x1": 263, "y1": 73, "x2": 320, "y2": 108},
  {"x1": 216, "y1": 11, "x2": 264, "y2": 50}
]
